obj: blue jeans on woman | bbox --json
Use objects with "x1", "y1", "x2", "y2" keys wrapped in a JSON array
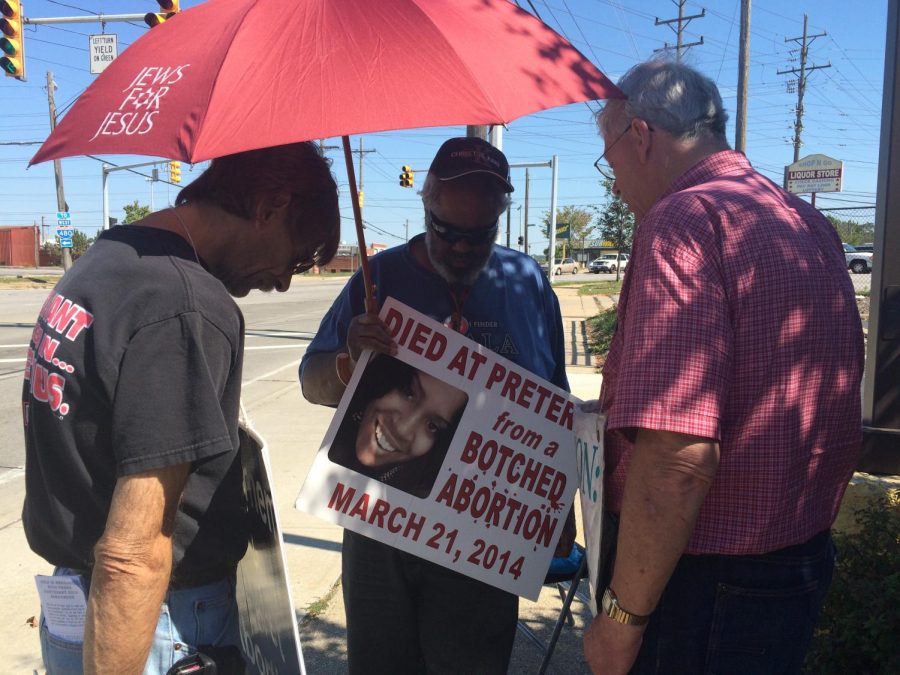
[
  {"x1": 626, "y1": 529, "x2": 835, "y2": 674},
  {"x1": 40, "y1": 567, "x2": 239, "y2": 674}
]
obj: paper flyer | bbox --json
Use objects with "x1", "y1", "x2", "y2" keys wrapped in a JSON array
[{"x1": 34, "y1": 574, "x2": 87, "y2": 642}]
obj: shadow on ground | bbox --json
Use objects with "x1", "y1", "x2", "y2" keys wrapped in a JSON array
[{"x1": 298, "y1": 578, "x2": 594, "y2": 674}]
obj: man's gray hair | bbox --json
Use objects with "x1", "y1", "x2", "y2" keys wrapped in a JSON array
[
  {"x1": 419, "y1": 172, "x2": 512, "y2": 213},
  {"x1": 597, "y1": 59, "x2": 729, "y2": 144}
]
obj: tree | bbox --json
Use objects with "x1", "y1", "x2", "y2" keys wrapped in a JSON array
[
  {"x1": 70, "y1": 230, "x2": 95, "y2": 256},
  {"x1": 541, "y1": 205, "x2": 595, "y2": 258},
  {"x1": 826, "y1": 214, "x2": 874, "y2": 246},
  {"x1": 122, "y1": 200, "x2": 152, "y2": 225},
  {"x1": 593, "y1": 178, "x2": 635, "y2": 280}
]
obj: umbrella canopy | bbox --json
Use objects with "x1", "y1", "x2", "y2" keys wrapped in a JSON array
[{"x1": 31, "y1": 0, "x2": 621, "y2": 165}]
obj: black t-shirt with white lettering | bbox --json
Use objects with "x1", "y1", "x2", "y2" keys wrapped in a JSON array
[{"x1": 22, "y1": 226, "x2": 248, "y2": 577}]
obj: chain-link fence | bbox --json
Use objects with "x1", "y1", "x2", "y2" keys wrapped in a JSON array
[{"x1": 820, "y1": 206, "x2": 876, "y2": 295}]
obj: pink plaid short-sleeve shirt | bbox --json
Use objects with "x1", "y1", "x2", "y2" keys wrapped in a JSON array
[{"x1": 601, "y1": 151, "x2": 864, "y2": 555}]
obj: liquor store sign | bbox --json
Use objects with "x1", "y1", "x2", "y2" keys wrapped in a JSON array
[{"x1": 784, "y1": 154, "x2": 843, "y2": 194}]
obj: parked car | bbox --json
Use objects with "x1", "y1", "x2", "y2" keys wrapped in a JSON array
[
  {"x1": 541, "y1": 257, "x2": 580, "y2": 275},
  {"x1": 589, "y1": 253, "x2": 629, "y2": 274},
  {"x1": 843, "y1": 243, "x2": 873, "y2": 274}
]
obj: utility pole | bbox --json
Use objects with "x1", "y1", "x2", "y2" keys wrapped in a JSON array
[
  {"x1": 654, "y1": 0, "x2": 705, "y2": 61},
  {"x1": 523, "y1": 169, "x2": 530, "y2": 257},
  {"x1": 354, "y1": 138, "x2": 375, "y2": 221},
  {"x1": 778, "y1": 14, "x2": 831, "y2": 162},
  {"x1": 148, "y1": 168, "x2": 160, "y2": 212},
  {"x1": 46, "y1": 71, "x2": 72, "y2": 271},
  {"x1": 405, "y1": 219, "x2": 409, "y2": 242},
  {"x1": 735, "y1": 0, "x2": 751, "y2": 153}
]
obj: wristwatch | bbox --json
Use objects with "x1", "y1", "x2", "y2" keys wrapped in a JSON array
[{"x1": 601, "y1": 587, "x2": 650, "y2": 626}]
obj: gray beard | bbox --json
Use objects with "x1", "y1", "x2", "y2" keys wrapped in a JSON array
[{"x1": 424, "y1": 230, "x2": 490, "y2": 286}]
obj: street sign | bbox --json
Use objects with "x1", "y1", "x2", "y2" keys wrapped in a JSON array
[
  {"x1": 89, "y1": 34, "x2": 118, "y2": 75},
  {"x1": 784, "y1": 154, "x2": 843, "y2": 194},
  {"x1": 57, "y1": 211, "x2": 74, "y2": 249}
]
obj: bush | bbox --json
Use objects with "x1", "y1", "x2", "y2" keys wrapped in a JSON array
[
  {"x1": 586, "y1": 306, "x2": 617, "y2": 367},
  {"x1": 804, "y1": 495, "x2": 900, "y2": 674}
]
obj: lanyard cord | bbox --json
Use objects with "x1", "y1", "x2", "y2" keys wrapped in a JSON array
[{"x1": 449, "y1": 285, "x2": 472, "y2": 333}]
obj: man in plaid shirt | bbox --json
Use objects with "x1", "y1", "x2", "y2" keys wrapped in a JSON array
[{"x1": 584, "y1": 60, "x2": 864, "y2": 674}]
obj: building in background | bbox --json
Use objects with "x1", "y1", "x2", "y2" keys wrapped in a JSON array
[{"x1": 0, "y1": 226, "x2": 40, "y2": 266}]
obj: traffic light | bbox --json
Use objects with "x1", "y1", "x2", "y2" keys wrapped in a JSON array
[
  {"x1": 357, "y1": 190, "x2": 364, "y2": 208},
  {"x1": 0, "y1": 0, "x2": 25, "y2": 79},
  {"x1": 399, "y1": 165, "x2": 414, "y2": 188},
  {"x1": 145, "y1": 1, "x2": 180, "y2": 28},
  {"x1": 169, "y1": 160, "x2": 181, "y2": 184}
]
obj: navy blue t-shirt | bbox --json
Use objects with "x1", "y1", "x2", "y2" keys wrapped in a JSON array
[{"x1": 302, "y1": 234, "x2": 568, "y2": 391}]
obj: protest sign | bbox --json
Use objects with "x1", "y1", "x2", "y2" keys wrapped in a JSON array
[
  {"x1": 574, "y1": 410, "x2": 605, "y2": 615},
  {"x1": 237, "y1": 419, "x2": 305, "y2": 675},
  {"x1": 296, "y1": 297, "x2": 580, "y2": 600}
]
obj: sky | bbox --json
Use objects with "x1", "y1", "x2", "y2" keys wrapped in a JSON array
[{"x1": 0, "y1": 0, "x2": 889, "y2": 253}]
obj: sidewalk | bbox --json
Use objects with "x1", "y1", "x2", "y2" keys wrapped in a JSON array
[{"x1": 0, "y1": 286, "x2": 611, "y2": 674}]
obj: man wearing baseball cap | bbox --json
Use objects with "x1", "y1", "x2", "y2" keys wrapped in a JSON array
[{"x1": 300, "y1": 136, "x2": 571, "y2": 673}]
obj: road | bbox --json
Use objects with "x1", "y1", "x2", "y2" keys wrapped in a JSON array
[{"x1": 0, "y1": 278, "x2": 346, "y2": 503}]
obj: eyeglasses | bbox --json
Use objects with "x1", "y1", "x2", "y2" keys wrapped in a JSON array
[
  {"x1": 593, "y1": 125, "x2": 630, "y2": 181},
  {"x1": 593, "y1": 121, "x2": 655, "y2": 181},
  {"x1": 291, "y1": 257, "x2": 316, "y2": 275},
  {"x1": 428, "y1": 210, "x2": 499, "y2": 246},
  {"x1": 285, "y1": 224, "x2": 318, "y2": 275}
]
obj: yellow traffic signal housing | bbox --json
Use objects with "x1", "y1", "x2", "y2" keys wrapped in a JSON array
[
  {"x1": 0, "y1": 0, "x2": 25, "y2": 79},
  {"x1": 399, "y1": 165, "x2": 414, "y2": 188},
  {"x1": 144, "y1": 1, "x2": 180, "y2": 28},
  {"x1": 357, "y1": 190, "x2": 364, "y2": 208},
  {"x1": 169, "y1": 161, "x2": 182, "y2": 184}
]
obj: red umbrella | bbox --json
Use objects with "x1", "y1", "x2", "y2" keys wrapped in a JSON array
[{"x1": 31, "y1": 0, "x2": 622, "y2": 310}]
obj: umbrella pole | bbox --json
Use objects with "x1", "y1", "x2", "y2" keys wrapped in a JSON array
[{"x1": 342, "y1": 135, "x2": 378, "y2": 316}]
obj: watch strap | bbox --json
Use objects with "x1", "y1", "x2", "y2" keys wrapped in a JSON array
[{"x1": 601, "y1": 587, "x2": 650, "y2": 626}]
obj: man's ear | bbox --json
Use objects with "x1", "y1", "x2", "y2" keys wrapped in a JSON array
[
  {"x1": 255, "y1": 192, "x2": 292, "y2": 230},
  {"x1": 631, "y1": 118, "x2": 653, "y2": 164}
]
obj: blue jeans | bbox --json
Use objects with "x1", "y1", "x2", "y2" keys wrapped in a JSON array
[
  {"x1": 40, "y1": 567, "x2": 240, "y2": 674},
  {"x1": 627, "y1": 530, "x2": 835, "y2": 674}
]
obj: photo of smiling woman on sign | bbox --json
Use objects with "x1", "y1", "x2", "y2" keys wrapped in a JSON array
[{"x1": 328, "y1": 354, "x2": 468, "y2": 498}]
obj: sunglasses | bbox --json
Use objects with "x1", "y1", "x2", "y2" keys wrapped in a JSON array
[{"x1": 428, "y1": 210, "x2": 498, "y2": 246}]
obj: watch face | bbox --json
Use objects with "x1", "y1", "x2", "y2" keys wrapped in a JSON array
[{"x1": 601, "y1": 588, "x2": 615, "y2": 615}]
